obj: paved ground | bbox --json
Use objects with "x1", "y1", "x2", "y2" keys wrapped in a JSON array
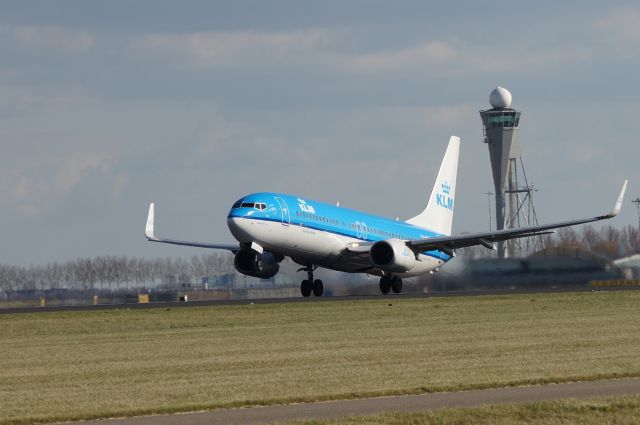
[
  {"x1": 66, "y1": 378, "x2": 640, "y2": 425},
  {"x1": 3, "y1": 286, "x2": 638, "y2": 314}
]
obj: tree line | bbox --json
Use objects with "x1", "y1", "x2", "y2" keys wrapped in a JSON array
[
  {"x1": 2, "y1": 225, "x2": 639, "y2": 292},
  {"x1": 0, "y1": 252, "x2": 235, "y2": 293}
]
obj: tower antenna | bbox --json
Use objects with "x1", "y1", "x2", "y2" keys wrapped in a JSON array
[
  {"x1": 484, "y1": 191, "x2": 494, "y2": 231},
  {"x1": 632, "y1": 197, "x2": 640, "y2": 234}
]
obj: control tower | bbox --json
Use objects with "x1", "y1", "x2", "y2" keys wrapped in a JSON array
[{"x1": 480, "y1": 87, "x2": 532, "y2": 258}]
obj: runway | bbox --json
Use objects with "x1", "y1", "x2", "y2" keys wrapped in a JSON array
[
  {"x1": 64, "y1": 378, "x2": 640, "y2": 425},
  {"x1": 2, "y1": 285, "x2": 638, "y2": 315}
]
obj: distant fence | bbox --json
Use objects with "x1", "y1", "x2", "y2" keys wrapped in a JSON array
[{"x1": 589, "y1": 279, "x2": 640, "y2": 287}]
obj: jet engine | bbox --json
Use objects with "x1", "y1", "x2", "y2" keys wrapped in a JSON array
[
  {"x1": 369, "y1": 239, "x2": 417, "y2": 273},
  {"x1": 234, "y1": 250, "x2": 280, "y2": 279}
]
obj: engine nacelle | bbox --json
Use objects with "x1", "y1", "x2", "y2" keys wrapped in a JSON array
[
  {"x1": 369, "y1": 239, "x2": 417, "y2": 273},
  {"x1": 234, "y1": 250, "x2": 280, "y2": 279}
]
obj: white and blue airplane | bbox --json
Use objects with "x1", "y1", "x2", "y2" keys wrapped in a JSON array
[{"x1": 145, "y1": 136, "x2": 627, "y2": 297}]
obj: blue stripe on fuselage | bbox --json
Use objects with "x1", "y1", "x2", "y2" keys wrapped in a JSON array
[{"x1": 228, "y1": 192, "x2": 452, "y2": 262}]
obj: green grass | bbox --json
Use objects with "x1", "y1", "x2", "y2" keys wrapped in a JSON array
[
  {"x1": 2, "y1": 291, "x2": 640, "y2": 424},
  {"x1": 283, "y1": 396, "x2": 640, "y2": 424}
]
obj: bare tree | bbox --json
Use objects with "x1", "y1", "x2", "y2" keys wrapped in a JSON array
[
  {"x1": 580, "y1": 225, "x2": 600, "y2": 251},
  {"x1": 621, "y1": 225, "x2": 640, "y2": 256},
  {"x1": 190, "y1": 255, "x2": 205, "y2": 285},
  {"x1": 591, "y1": 225, "x2": 622, "y2": 259},
  {"x1": 556, "y1": 227, "x2": 580, "y2": 248}
]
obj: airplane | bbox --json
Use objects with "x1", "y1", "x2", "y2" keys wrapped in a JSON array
[{"x1": 145, "y1": 136, "x2": 627, "y2": 297}]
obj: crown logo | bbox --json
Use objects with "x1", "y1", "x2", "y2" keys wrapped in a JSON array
[{"x1": 441, "y1": 182, "x2": 451, "y2": 195}]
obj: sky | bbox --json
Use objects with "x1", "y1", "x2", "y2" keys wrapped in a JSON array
[{"x1": 1, "y1": 1, "x2": 639, "y2": 265}]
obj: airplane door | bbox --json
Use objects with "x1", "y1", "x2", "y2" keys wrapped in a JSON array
[{"x1": 274, "y1": 197, "x2": 290, "y2": 226}]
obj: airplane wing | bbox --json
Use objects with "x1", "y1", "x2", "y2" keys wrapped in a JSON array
[
  {"x1": 145, "y1": 202, "x2": 240, "y2": 253},
  {"x1": 407, "y1": 180, "x2": 628, "y2": 256}
]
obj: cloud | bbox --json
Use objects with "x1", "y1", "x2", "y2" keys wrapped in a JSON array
[
  {"x1": 343, "y1": 41, "x2": 456, "y2": 72},
  {"x1": 14, "y1": 175, "x2": 28, "y2": 199},
  {"x1": 0, "y1": 25, "x2": 93, "y2": 53},
  {"x1": 111, "y1": 172, "x2": 129, "y2": 200},
  {"x1": 558, "y1": 143, "x2": 602, "y2": 165},
  {"x1": 595, "y1": 7, "x2": 640, "y2": 59},
  {"x1": 462, "y1": 44, "x2": 594, "y2": 74},
  {"x1": 196, "y1": 114, "x2": 240, "y2": 155},
  {"x1": 342, "y1": 38, "x2": 597, "y2": 76},
  {"x1": 0, "y1": 152, "x2": 112, "y2": 216},
  {"x1": 128, "y1": 28, "x2": 460, "y2": 74},
  {"x1": 17, "y1": 204, "x2": 38, "y2": 217},
  {"x1": 419, "y1": 104, "x2": 476, "y2": 129},
  {"x1": 126, "y1": 26, "x2": 596, "y2": 78},
  {"x1": 54, "y1": 152, "x2": 110, "y2": 196},
  {"x1": 598, "y1": 7, "x2": 640, "y2": 39},
  {"x1": 128, "y1": 28, "x2": 337, "y2": 69}
]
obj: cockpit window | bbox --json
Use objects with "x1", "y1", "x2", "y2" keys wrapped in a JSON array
[{"x1": 233, "y1": 200, "x2": 266, "y2": 210}]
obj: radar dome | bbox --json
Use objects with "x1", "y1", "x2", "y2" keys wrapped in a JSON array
[{"x1": 489, "y1": 86, "x2": 512, "y2": 109}]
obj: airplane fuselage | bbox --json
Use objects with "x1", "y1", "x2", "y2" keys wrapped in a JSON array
[{"x1": 227, "y1": 192, "x2": 451, "y2": 277}]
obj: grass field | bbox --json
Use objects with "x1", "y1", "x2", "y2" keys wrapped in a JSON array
[
  {"x1": 2, "y1": 291, "x2": 640, "y2": 424},
  {"x1": 284, "y1": 396, "x2": 640, "y2": 424}
]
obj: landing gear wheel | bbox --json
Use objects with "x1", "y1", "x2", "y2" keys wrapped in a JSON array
[
  {"x1": 391, "y1": 276, "x2": 403, "y2": 294},
  {"x1": 298, "y1": 264, "x2": 318, "y2": 298},
  {"x1": 301, "y1": 279, "x2": 312, "y2": 297},
  {"x1": 313, "y1": 279, "x2": 324, "y2": 297},
  {"x1": 379, "y1": 277, "x2": 391, "y2": 294}
]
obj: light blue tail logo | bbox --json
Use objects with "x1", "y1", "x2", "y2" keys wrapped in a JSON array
[{"x1": 436, "y1": 181, "x2": 454, "y2": 210}]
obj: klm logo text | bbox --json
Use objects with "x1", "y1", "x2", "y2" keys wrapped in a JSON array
[
  {"x1": 436, "y1": 182, "x2": 454, "y2": 211},
  {"x1": 298, "y1": 198, "x2": 316, "y2": 214}
]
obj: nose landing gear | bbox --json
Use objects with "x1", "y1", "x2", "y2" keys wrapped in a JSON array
[{"x1": 298, "y1": 264, "x2": 323, "y2": 297}]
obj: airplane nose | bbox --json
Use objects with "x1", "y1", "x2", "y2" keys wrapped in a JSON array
[
  {"x1": 227, "y1": 216, "x2": 251, "y2": 242},
  {"x1": 227, "y1": 216, "x2": 241, "y2": 232}
]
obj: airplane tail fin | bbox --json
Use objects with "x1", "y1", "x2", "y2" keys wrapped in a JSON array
[{"x1": 406, "y1": 136, "x2": 460, "y2": 236}]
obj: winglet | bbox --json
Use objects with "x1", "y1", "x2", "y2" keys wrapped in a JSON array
[
  {"x1": 606, "y1": 180, "x2": 627, "y2": 218},
  {"x1": 145, "y1": 202, "x2": 155, "y2": 240}
]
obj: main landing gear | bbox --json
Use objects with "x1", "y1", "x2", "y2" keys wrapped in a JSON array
[
  {"x1": 298, "y1": 264, "x2": 323, "y2": 297},
  {"x1": 379, "y1": 275, "x2": 402, "y2": 294}
]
